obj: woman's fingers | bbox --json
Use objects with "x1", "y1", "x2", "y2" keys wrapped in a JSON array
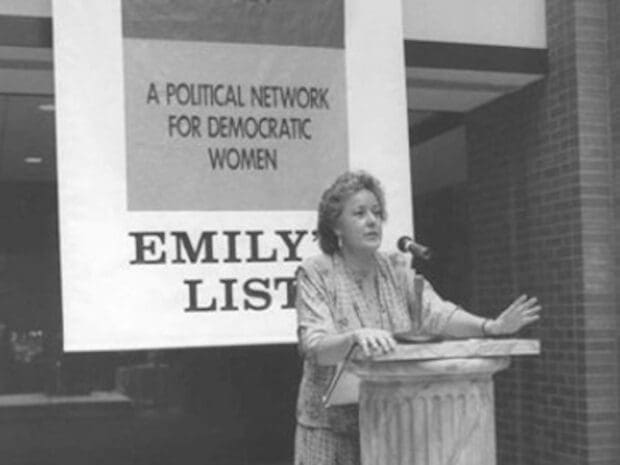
[
  {"x1": 354, "y1": 332, "x2": 372, "y2": 357},
  {"x1": 355, "y1": 337, "x2": 370, "y2": 357},
  {"x1": 356, "y1": 330, "x2": 396, "y2": 357},
  {"x1": 523, "y1": 305, "x2": 542, "y2": 315},
  {"x1": 501, "y1": 295, "x2": 526, "y2": 318},
  {"x1": 507, "y1": 296, "x2": 540, "y2": 315},
  {"x1": 519, "y1": 297, "x2": 539, "y2": 310},
  {"x1": 508, "y1": 294, "x2": 528, "y2": 311},
  {"x1": 512, "y1": 301, "x2": 542, "y2": 330},
  {"x1": 379, "y1": 334, "x2": 396, "y2": 353},
  {"x1": 368, "y1": 336, "x2": 384, "y2": 355},
  {"x1": 491, "y1": 294, "x2": 542, "y2": 335},
  {"x1": 371, "y1": 337, "x2": 387, "y2": 354},
  {"x1": 513, "y1": 296, "x2": 537, "y2": 312},
  {"x1": 518, "y1": 315, "x2": 540, "y2": 329},
  {"x1": 516, "y1": 302, "x2": 541, "y2": 322},
  {"x1": 369, "y1": 334, "x2": 395, "y2": 355}
]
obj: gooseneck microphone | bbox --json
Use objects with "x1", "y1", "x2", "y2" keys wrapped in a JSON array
[{"x1": 397, "y1": 236, "x2": 432, "y2": 261}]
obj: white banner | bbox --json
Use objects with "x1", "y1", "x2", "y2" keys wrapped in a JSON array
[{"x1": 53, "y1": 0, "x2": 412, "y2": 351}]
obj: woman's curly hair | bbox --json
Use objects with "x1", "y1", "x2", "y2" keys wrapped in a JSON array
[{"x1": 317, "y1": 170, "x2": 386, "y2": 255}]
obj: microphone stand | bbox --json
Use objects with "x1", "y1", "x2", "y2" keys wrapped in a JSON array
[{"x1": 394, "y1": 245, "x2": 440, "y2": 344}]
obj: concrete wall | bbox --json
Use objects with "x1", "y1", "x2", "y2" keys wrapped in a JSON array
[{"x1": 402, "y1": 0, "x2": 546, "y2": 48}]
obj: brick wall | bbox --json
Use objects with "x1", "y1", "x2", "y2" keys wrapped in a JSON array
[
  {"x1": 607, "y1": 0, "x2": 620, "y2": 426},
  {"x1": 464, "y1": 1, "x2": 619, "y2": 464},
  {"x1": 576, "y1": 2, "x2": 618, "y2": 462}
]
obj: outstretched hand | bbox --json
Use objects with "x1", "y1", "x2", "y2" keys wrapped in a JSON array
[{"x1": 488, "y1": 294, "x2": 542, "y2": 336}]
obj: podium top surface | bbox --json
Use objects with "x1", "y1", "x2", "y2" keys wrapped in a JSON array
[{"x1": 358, "y1": 338, "x2": 540, "y2": 362}]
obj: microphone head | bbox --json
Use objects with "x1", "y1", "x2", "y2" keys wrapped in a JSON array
[
  {"x1": 396, "y1": 236, "x2": 432, "y2": 260},
  {"x1": 396, "y1": 236, "x2": 412, "y2": 253}
]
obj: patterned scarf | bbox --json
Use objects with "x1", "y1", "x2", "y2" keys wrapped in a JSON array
[
  {"x1": 322, "y1": 252, "x2": 412, "y2": 432},
  {"x1": 330, "y1": 252, "x2": 412, "y2": 336}
]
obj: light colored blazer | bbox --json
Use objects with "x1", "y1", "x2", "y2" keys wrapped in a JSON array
[{"x1": 295, "y1": 251, "x2": 458, "y2": 430}]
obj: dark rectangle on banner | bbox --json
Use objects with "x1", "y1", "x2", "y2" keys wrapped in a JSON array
[{"x1": 122, "y1": 0, "x2": 344, "y2": 49}]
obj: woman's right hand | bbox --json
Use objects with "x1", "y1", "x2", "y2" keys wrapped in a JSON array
[{"x1": 350, "y1": 328, "x2": 396, "y2": 357}]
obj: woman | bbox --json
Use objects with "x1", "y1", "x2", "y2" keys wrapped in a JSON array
[{"x1": 294, "y1": 170, "x2": 541, "y2": 465}]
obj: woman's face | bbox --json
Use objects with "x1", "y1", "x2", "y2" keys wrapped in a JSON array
[{"x1": 334, "y1": 189, "x2": 383, "y2": 254}]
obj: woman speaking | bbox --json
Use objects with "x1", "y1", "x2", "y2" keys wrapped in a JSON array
[{"x1": 294, "y1": 171, "x2": 541, "y2": 465}]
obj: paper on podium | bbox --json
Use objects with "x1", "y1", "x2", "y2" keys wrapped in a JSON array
[
  {"x1": 322, "y1": 345, "x2": 360, "y2": 407},
  {"x1": 322, "y1": 366, "x2": 360, "y2": 407},
  {"x1": 322, "y1": 334, "x2": 442, "y2": 407}
]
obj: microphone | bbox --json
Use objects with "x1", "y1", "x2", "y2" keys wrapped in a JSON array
[{"x1": 397, "y1": 236, "x2": 432, "y2": 261}]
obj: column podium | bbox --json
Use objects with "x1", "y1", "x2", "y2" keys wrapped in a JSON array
[{"x1": 347, "y1": 338, "x2": 540, "y2": 465}]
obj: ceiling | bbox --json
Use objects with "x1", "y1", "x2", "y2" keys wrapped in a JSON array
[{"x1": 406, "y1": 67, "x2": 543, "y2": 113}]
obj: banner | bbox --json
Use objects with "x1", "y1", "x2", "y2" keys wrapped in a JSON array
[{"x1": 53, "y1": 0, "x2": 412, "y2": 351}]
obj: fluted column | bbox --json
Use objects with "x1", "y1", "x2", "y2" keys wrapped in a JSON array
[{"x1": 353, "y1": 356, "x2": 510, "y2": 465}]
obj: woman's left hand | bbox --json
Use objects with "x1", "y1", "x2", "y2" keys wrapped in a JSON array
[{"x1": 487, "y1": 294, "x2": 542, "y2": 336}]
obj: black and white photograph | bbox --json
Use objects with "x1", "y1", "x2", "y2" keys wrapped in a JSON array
[{"x1": 0, "y1": 1, "x2": 618, "y2": 464}]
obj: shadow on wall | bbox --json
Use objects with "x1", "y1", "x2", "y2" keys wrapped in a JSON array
[{"x1": 413, "y1": 184, "x2": 471, "y2": 308}]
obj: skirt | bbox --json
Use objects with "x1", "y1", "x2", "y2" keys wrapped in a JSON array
[{"x1": 294, "y1": 424, "x2": 360, "y2": 465}]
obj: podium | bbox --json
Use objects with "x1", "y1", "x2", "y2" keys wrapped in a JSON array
[{"x1": 347, "y1": 338, "x2": 540, "y2": 465}]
